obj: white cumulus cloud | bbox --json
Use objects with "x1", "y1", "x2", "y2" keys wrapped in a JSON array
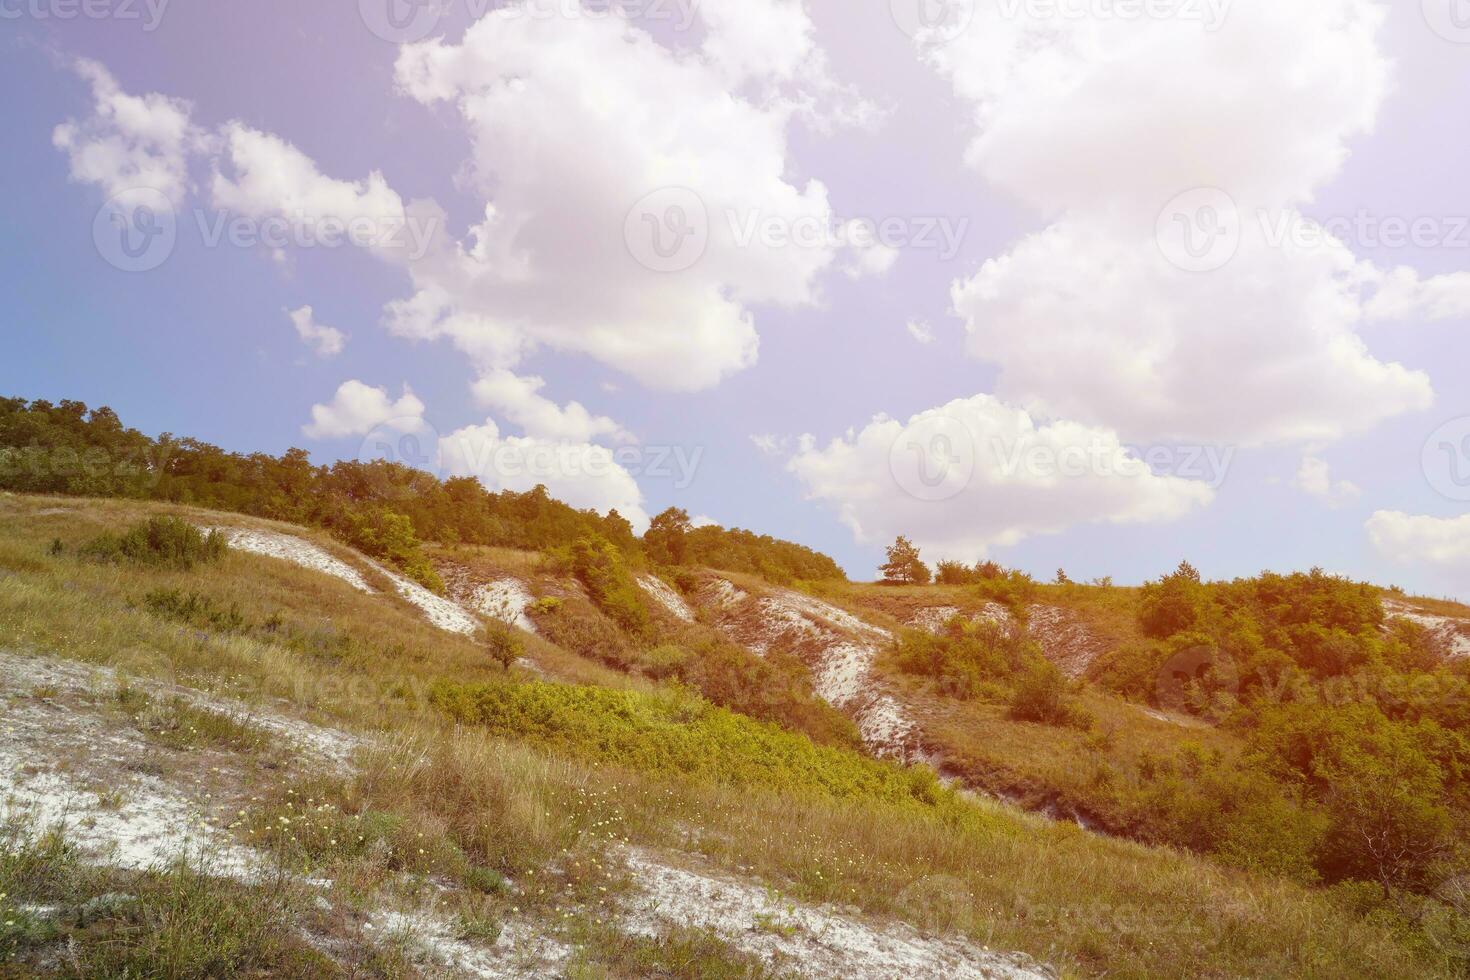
[
  {"x1": 52, "y1": 59, "x2": 203, "y2": 205},
  {"x1": 440, "y1": 420, "x2": 649, "y2": 531},
  {"x1": 786, "y1": 393, "x2": 1214, "y2": 559},
  {"x1": 287, "y1": 305, "x2": 346, "y2": 358},
  {"x1": 303, "y1": 380, "x2": 426, "y2": 440},
  {"x1": 1293, "y1": 453, "x2": 1361, "y2": 507},
  {"x1": 924, "y1": 0, "x2": 1440, "y2": 450},
  {"x1": 1367, "y1": 511, "x2": 1470, "y2": 577}
]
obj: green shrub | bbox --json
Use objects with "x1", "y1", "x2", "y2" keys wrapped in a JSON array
[
  {"x1": 80, "y1": 517, "x2": 226, "y2": 570},
  {"x1": 568, "y1": 534, "x2": 649, "y2": 637},
  {"x1": 886, "y1": 618, "x2": 1034, "y2": 701},
  {"x1": 1008, "y1": 662, "x2": 1092, "y2": 729},
  {"x1": 529, "y1": 596, "x2": 635, "y2": 670},
  {"x1": 429, "y1": 680, "x2": 946, "y2": 807},
  {"x1": 484, "y1": 623, "x2": 524, "y2": 672},
  {"x1": 141, "y1": 588, "x2": 248, "y2": 633}
]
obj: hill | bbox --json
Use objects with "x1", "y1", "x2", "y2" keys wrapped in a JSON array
[{"x1": 3, "y1": 397, "x2": 1470, "y2": 976}]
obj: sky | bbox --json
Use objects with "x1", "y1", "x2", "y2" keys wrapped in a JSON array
[{"x1": 3, "y1": 0, "x2": 1470, "y2": 595}]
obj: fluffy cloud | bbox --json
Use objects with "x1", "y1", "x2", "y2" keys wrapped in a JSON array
[
  {"x1": 471, "y1": 370, "x2": 632, "y2": 445},
  {"x1": 209, "y1": 123, "x2": 438, "y2": 263},
  {"x1": 287, "y1": 305, "x2": 346, "y2": 358},
  {"x1": 390, "y1": 0, "x2": 856, "y2": 392},
  {"x1": 954, "y1": 217, "x2": 1432, "y2": 446},
  {"x1": 930, "y1": 0, "x2": 1388, "y2": 218},
  {"x1": 905, "y1": 318, "x2": 934, "y2": 345},
  {"x1": 786, "y1": 394, "x2": 1213, "y2": 559},
  {"x1": 1293, "y1": 454, "x2": 1361, "y2": 507},
  {"x1": 52, "y1": 59, "x2": 202, "y2": 204},
  {"x1": 303, "y1": 380, "x2": 426, "y2": 439},
  {"x1": 1367, "y1": 511, "x2": 1470, "y2": 575},
  {"x1": 440, "y1": 420, "x2": 649, "y2": 530},
  {"x1": 1365, "y1": 267, "x2": 1470, "y2": 323},
  {"x1": 927, "y1": 0, "x2": 1438, "y2": 449}
]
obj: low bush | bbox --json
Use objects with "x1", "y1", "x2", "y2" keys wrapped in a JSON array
[
  {"x1": 1008, "y1": 662, "x2": 1093, "y2": 729},
  {"x1": 80, "y1": 517, "x2": 226, "y2": 570},
  {"x1": 428, "y1": 680, "x2": 947, "y2": 807},
  {"x1": 140, "y1": 588, "x2": 248, "y2": 634}
]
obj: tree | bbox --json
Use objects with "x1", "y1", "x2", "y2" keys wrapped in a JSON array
[
  {"x1": 1055, "y1": 568, "x2": 1072, "y2": 585},
  {"x1": 880, "y1": 536, "x2": 931, "y2": 585},
  {"x1": 484, "y1": 623, "x2": 524, "y2": 672},
  {"x1": 645, "y1": 507, "x2": 693, "y2": 565},
  {"x1": 1139, "y1": 561, "x2": 1209, "y2": 638}
]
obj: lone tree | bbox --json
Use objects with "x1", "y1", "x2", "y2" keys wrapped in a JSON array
[
  {"x1": 484, "y1": 623, "x2": 524, "y2": 672},
  {"x1": 880, "y1": 535, "x2": 931, "y2": 585},
  {"x1": 645, "y1": 507, "x2": 693, "y2": 566}
]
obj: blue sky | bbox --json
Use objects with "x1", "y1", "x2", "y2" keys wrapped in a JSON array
[{"x1": 3, "y1": 0, "x2": 1470, "y2": 595}]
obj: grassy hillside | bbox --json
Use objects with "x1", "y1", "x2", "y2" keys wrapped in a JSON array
[{"x1": 2, "y1": 493, "x2": 1467, "y2": 977}]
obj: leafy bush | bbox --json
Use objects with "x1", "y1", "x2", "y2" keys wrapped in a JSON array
[
  {"x1": 484, "y1": 623, "x2": 524, "y2": 672},
  {"x1": 141, "y1": 588, "x2": 248, "y2": 633},
  {"x1": 529, "y1": 595, "x2": 635, "y2": 670},
  {"x1": 429, "y1": 680, "x2": 946, "y2": 807},
  {"x1": 566, "y1": 534, "x2": 649, "y2": 637},
  {"x1": 336, "y1": 506, "x2": 443, "y2": 593},
  {"x1": 886, "y1": 617, "x2": 1035, "y2": 701},
  {"x1": 80, "y1": 517, "x2": 226, "y2": 570},
  {"x1": 660, "y1": 637, "x2": 862, "y2": 749},
  {"x1": 971, "y1": 570, "x2": 1038, "y2": 613},
  {"x1": 1008, "y1": 662, "x2": 1092, "y2": 729}
]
